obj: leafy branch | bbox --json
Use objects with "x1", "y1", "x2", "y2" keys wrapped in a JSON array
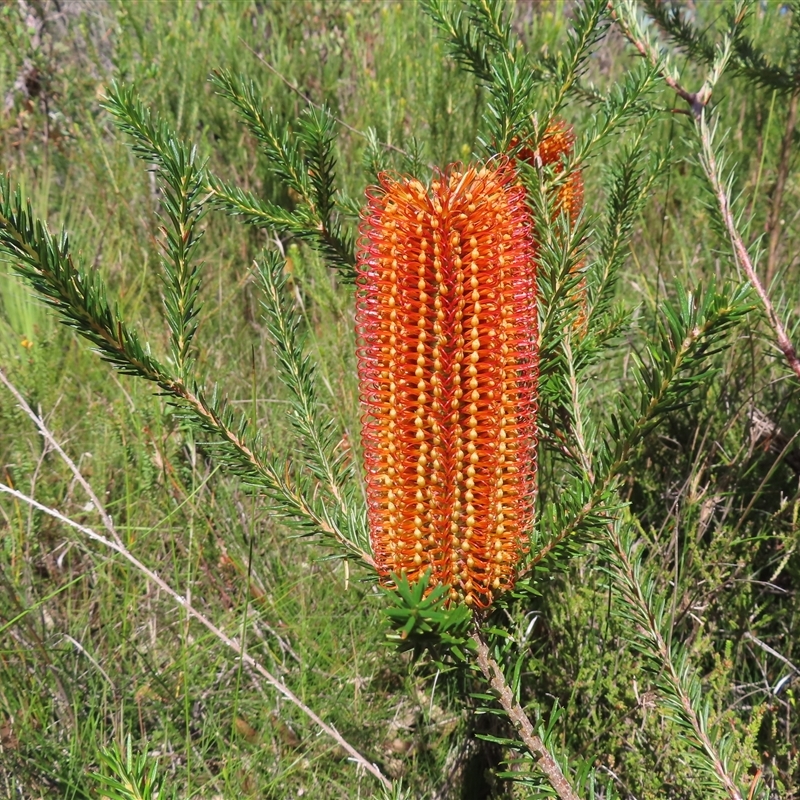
[
  {"x1": 547, "y1": 0, "x2": 608, "y2": 115},
  {"x1": 104, "y1": 85, "x2": 205, "y2": 376},
  {"x1": 0, "y1": 176, "x2": 373, "y2": 565},
  {"x1": 529, "y1": 282, "x2": 752, "y2": 572},
  {"x1": 257, "y1": 251, "x2": 368, "y2": 556},
  {"x1": 208, "y1": 70, "x2": 356, "y2": 279},
  {"x1": 425, "y1": 0, "x2": 608, "y2": 150},
  {"x1": 421, "y1": 0, "x2": 499, "y2": 83},
  {"x1": 532, "y1": 275, "x2": 756, "y2": 798},
  {"x1": 106, "y1": 73, "x2": 358, "y2": 283},
  {"x1": 606, "y1": 517, "x2": 753, "y2": 800},
  {"x1": 582, "y1": 126, "x2": 664, "y2": 331},
  {"x1": 0, "y1": 176, "x2": 168, "y2": 381}
]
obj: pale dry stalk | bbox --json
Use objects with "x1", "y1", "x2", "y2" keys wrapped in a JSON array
[
  {"x1": 0, "y1": 372, "x2": 392, "y2": 790},
  {"x1": 471, "y1": 627, "x2": 580, "y2": 800}
]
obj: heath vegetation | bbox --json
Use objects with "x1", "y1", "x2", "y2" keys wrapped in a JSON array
[{"x1": 0, "y1": 1, "x2": 799, "y2": 798}]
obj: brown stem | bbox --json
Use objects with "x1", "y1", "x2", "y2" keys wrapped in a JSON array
[
  {"x1": 765, "y1": 88, "x2": 799, "y2": 286},
  {"x1": 471, "y1": 627, "x2": 580, "y2": 800},
  {"x1": 699, "y1": 115, "x2": 800, "y2": 382},
  {"x1": 610, "y1": 3, "x2": 800, "y2": 384},
  {"x1": 608, "y1": 525, "x2": 745, "y2": 800},
  {"x1": 607, "y1": 2, "x2": 709, "y2": 117}
]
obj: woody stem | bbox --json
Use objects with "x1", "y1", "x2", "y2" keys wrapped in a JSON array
[{"x1": 471, "y1": 626, "x2": 580, "y2": 800}]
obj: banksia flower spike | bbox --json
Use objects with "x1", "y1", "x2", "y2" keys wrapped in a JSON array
[
  {"x1": 512, "y1": 121, "x2": 586, "y2": 327},
  {"x1": 512, "y1": 121, "x2": 584, "y2": 222},
  {"x1": 356, "y1": 163, "x2": 538, "y2": 608},
  {"x1": 536, "y1": 121, "x2": 584, "y2": 222}
]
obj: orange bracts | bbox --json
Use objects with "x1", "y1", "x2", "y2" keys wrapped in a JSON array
[
  {"x1": 513, "y1": 121, "x2": 583, "y2": 222},
  {"x1": 513, "y1": 121, "x2": 586, "y2": 327},
  {"x1": 356, "y1": 164, "x2": 538, "y2": 608}
]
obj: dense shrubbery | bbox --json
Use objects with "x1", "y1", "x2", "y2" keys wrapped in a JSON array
[{"x1": 1, "y1": 1, "x2": 798, "y2": 798}]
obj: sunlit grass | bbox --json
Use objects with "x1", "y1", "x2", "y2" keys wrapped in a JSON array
[{"x1": 1, "y1": 1, "x2": 798, "y2": 798}]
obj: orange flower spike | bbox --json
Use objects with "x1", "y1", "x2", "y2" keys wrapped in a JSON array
[
  {"x1": 511, "y1": 122, "x2": 586, "y2": 328},
  {"x1": 541, "y1": 122, "x2": 584, "y2": 223},
  {"x1": 514, "y1": 121, "x2": 583, "y2": 222},
  {"x1": 356, "y1": 164, "x2": 538, "y2": 608}
]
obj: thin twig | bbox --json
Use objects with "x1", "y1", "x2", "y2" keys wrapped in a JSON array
[
  {"x1": 470, "y1": 626, "x2": 580, "y2": 800},
  {"x1": 743, "y1": 631, "x2": 800, "y2": 678},
  {"x1": 607, "y1": 1, "x2": 707, "y2": 117},
  {"x1": 0, "y1": 480, "x2": 391, "y2": 791},
  {"x1": 0, "y1": 367, "x2": 123, "y2": 547},
  {"x1": 699, "y1": 114, "x2": 800, "y2": 382},
  {"x1": 0, "y1": 378, "x2": 391, "y2": 792},
  {"x1": 610, "y1": 1, "x2": 800, "y2": 383}
]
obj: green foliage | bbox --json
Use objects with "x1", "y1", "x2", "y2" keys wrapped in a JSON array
[
  {"x1": 383, "y1": 571, "x2": 473, "y2": 661},
  {"x1": 642, "y1": 0, "x2": 800, "y2": 93},
  {"x1": 0, "y1": 172, "x2": 363, "y2": 555},
  {"x1": 103, "y1": 84, "x2": 207, "y2": 377},
  {"x1": 92, "y1": 736, "x2": 170, "y2": 800},
  {"x1": 0, "y1": 174, "x2": 168, "y2": 382},
  {"x1": 606, "y1": 517, "x2": 753, "y2": 799},
  {"x1": 208, "y1": 70, "x2": 356, "y2": 280},
  {"x1": 1, "y1": 1, "x2": 799, "y2": 798},
  {"x1": 256, "y1": 249, "x2": 368, "y2": 556}
]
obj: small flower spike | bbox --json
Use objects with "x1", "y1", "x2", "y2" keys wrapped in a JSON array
[
  {"x1": 536, "y1": 121, "x2": 584, "y2": 222},
  {"x1": 356, "y1": 164, "x2": 538, "y2": 608},
  {"x1": 513, "y1": 121, "x2": 584, "y2": 222},
  {"x1": 512, "y1": 121, "x2": 586, "y2": 328}
]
